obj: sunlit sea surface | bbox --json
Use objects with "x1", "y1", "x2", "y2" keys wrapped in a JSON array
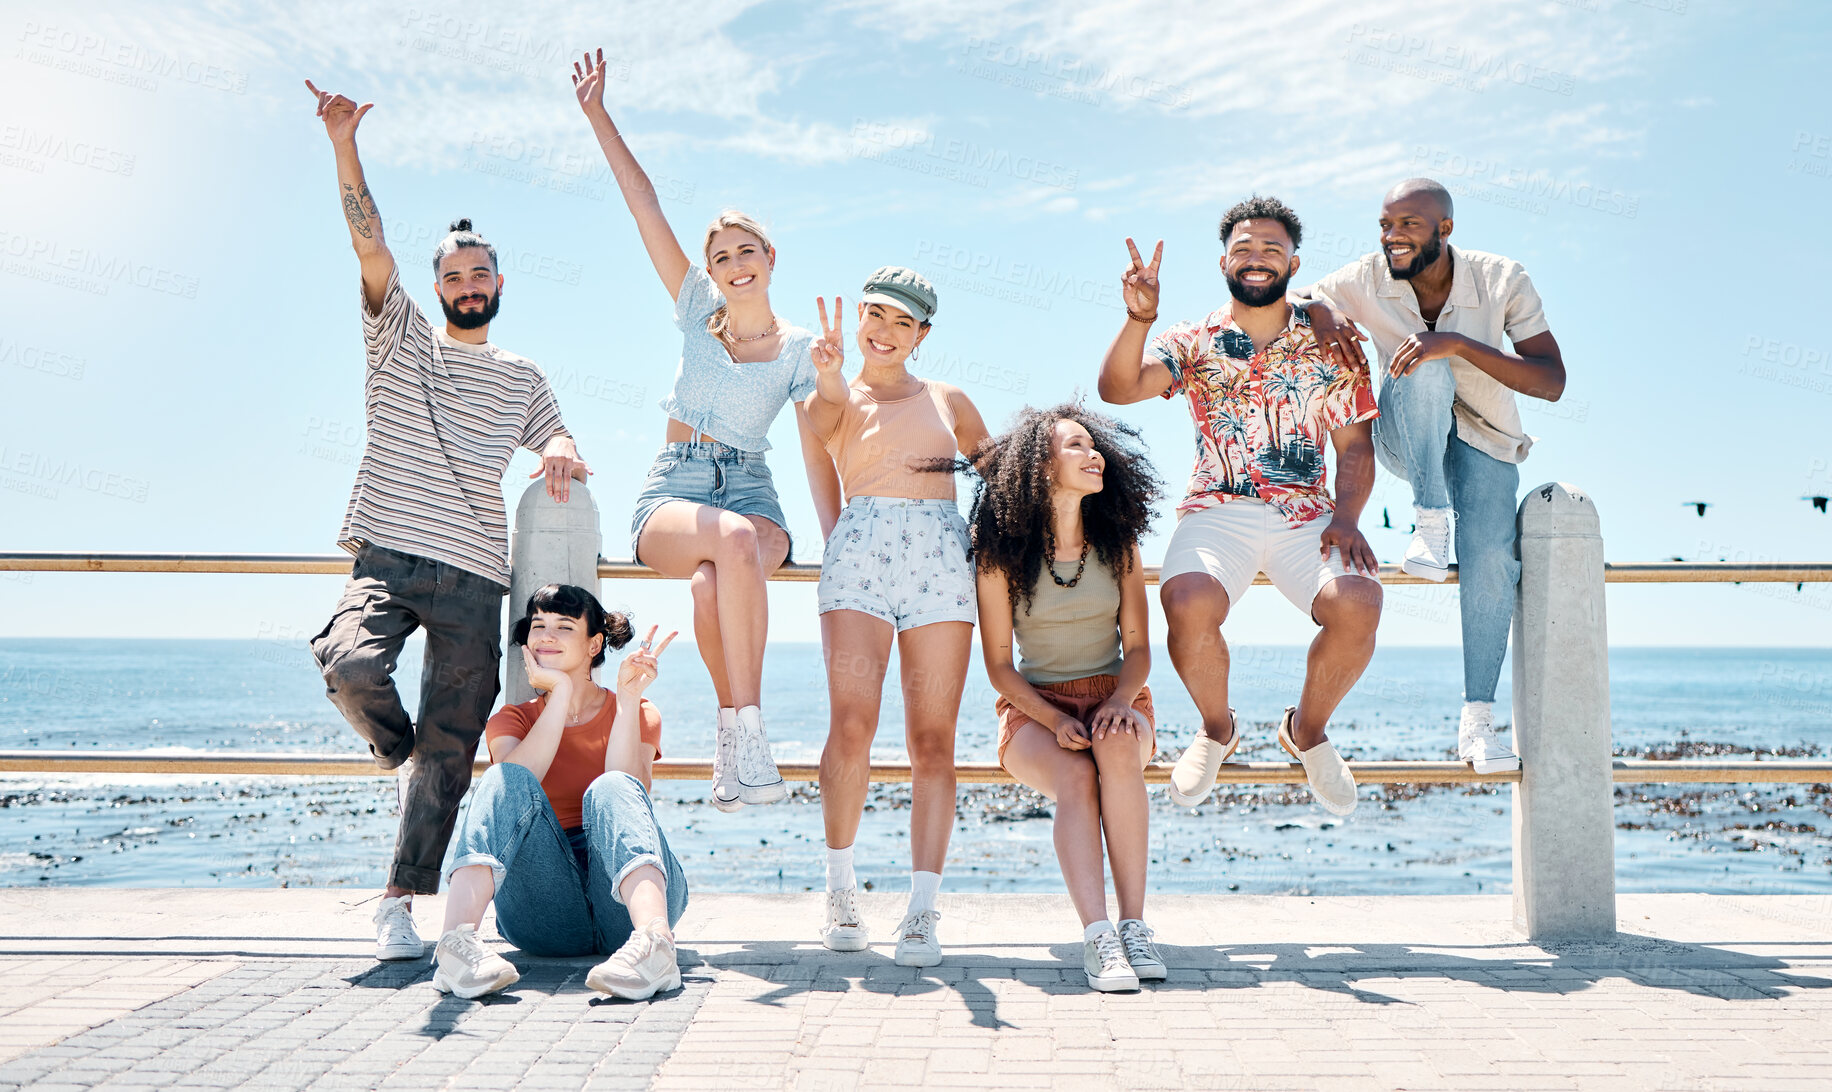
[{"x1": 2, "y1": 639, "x2": 1827, "y2": 896}]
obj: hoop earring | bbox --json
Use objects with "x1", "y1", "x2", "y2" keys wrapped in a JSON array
[{"x1": 910, "y1": 346, "x2": 921, "y2": 362}]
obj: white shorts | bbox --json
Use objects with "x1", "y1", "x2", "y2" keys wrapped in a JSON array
[
  {"x1": 1159, "y1": 499, "x2": 1357, "y2": 618},
  {"x1": 818, "y1": 497, "x2": 977, "y2": 631}
]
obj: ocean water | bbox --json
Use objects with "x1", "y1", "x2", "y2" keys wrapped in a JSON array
[{"x1": 0, "y1": 639, "x2": 1827, "y2": 895}]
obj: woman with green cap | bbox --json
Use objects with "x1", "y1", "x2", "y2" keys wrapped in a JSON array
[{"x1": 803, "y1": 267, "x2": 990, "y2": 967}]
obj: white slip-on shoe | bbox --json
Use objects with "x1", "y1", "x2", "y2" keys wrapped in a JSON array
[
  {"x1": 1277, "y1": 706, "x2": 1357, "y2": 817},
  {"x1": 1117, "y1": 920, "x2": 1167, "y2": 981},
  {"x1": 1459, "y1": 701, "x2": 1520, "y2": 774},
  {"x1": 821, "y1": 887, "x2": 870, "y2": 952},
  {"x1": 430, "y1": 925, "x2": 520, "y2": 999},
  {"x1": 1401, "y1": 505, "x2": 1453, "y2": 582},
  {"x1": 373, "y1": 895, "x2": 424, "y2": 961},
  {"x1": 733, "y1": 707, "x2": 788, "y2": 806},
  {"x1": 893, "y1": 910, "x2": 942, "y2": 968},
  {"x1": 710, "y1": 709, "x2": 744, "y2": 813},
  {"x1": 1084, "y1": 928, "x2": 1140, "y2": 992},
  {"x1": 1166, "y1": 710, "x2": 1239, "y2": 808},
  {"x1": 586, "y1": 918, "x2": 682, "y2": 1000}
]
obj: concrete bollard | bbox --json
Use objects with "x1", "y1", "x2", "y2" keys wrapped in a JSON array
[
  {"x1": 506, "y1": 480, "x2": 604, "y2": 705},
  {"x1": 1510, "y1": 482, "x2": 1616, "y2": 939}
]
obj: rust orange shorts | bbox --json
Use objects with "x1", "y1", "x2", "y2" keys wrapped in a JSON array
[{"x1": 995, "y1": 674, "x2": 1155, "y2": 770}]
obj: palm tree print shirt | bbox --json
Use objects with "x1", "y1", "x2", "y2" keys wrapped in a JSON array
[{"x1": 1149, "y1": 303, "x2": 1377, "y2": 527}]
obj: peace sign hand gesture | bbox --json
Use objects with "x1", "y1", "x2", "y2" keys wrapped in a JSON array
[
  {"x1": 1121, "y1": 237, "x2": 1163, "y2": 322},
  {"x1": 572, "y1": 48, "x2": 611, "y2": 116},
  {"x1": 616, "y1": 625, "x2": 676, "y2": 700},
  {"x1": 811, "y1": 296, "x2": 846, "y2": 375},
  {"x1": 304, "y1": 79, "x2": 372, "y2": 145}
]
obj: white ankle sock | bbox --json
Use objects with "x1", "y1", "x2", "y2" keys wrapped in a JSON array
[
  {"x1": 718, "y1": 707, "x2": 737, "y2": 732},
  {"x1": 1084, "y1": 920, "x2": 1116, "y2": 942},
  {"x1": 906, "y1": 870, "x2": 942, "y2": 915},
  {"x1": 1117, "y1": 917, "x2": 1144, "y2": 933},
  {"x1": 826, "y1": 845, "x2": 856, "y2": 891},
  {"x1": 736, "y1": 705, "x2": 763, "y2": 733}
]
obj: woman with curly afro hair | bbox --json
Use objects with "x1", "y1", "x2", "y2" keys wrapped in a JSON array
[{"x1": 967, "y1": 402, "x2": 1167, "y2": 992}]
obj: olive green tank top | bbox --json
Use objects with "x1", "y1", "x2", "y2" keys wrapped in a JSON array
[{"x1": 1013, "y1": 554, "x2": 1125, "y2": 684}]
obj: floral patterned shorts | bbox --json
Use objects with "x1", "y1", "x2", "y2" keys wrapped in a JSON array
[{"x1": 818, "y1": 497, "x2": 977, "y2": 632}]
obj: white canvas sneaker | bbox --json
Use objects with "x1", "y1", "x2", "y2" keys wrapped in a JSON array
[
  {"x1": 1084, "y1": 928, "x2": 1140, "y2": 992},
  {"x1": 710, "y1": 709, "x2": 744, "y2": 813},
  {"x1": 1402, "y1": 505, "x2": 1453, "y2": 582},
  {"x1": 586, "y1": 918, "x2": 681, "y2": 1000},
  {"x1": 373, "y1": 895, "x2": 424, "y2": 961},
  {"x1": 893, "y1": 910, "x2": 942, "y2": 968},
  {"x1": 1277, "y1": 706, "x2": 1357, "y2": 817},
  {"x1": 1459, "y1": 701, "x2": 1520, "y2": 774},
  {"x1": 1166, "y1": 710, "x2": 1239, "y2": 808},
  {"x1": 430, "y1": 925, "x2": 520, "y2": 999},
  {"x1": 821, "y1": 887, "x2": 870, "y2": 952},
  {"x1": 1117, "y1": 920, "x2": 1167, "y2": 981},
  {"x1": 733, "y1": 706, "x2": 787, "y2": 805}
]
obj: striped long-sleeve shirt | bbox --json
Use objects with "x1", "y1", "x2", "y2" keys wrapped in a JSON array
[{"x1": 336, "y1": 268, "x2": 568, "y2": 586}]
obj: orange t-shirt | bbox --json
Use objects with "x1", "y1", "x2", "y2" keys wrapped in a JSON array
[{"x1": 483, "y1": 691, "x2": 662, "y2": 829}]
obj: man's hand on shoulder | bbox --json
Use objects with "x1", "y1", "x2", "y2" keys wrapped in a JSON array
[{"x1": 1305, "y1": 299, "x2": 1368, "y2": 370}]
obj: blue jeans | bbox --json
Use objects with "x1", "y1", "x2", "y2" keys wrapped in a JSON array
[
  {"x1": 444, "y1": 763, "x2": 689, "y2": 957},
  {"x1": 1374, "y1": 359, "x2": 1521, "y2": 703}
]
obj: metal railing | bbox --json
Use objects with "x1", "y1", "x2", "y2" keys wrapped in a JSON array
[{"x1": 5, "y1": 551, "x2": 1830, "y2": 586}]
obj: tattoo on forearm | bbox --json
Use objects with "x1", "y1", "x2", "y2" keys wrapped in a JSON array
[{"x1": 342, "y1": 182, "x2": 373, "y2": 239}]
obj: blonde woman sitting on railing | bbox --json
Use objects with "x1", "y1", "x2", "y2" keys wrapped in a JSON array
[{"x1": 432, "y1": 584, "x2": 685, "y2": 1001}]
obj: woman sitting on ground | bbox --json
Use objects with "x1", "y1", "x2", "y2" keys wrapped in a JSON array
[
  {"x1": 432, "y1": 583, "x2": 686, "y2": 1001},
  {"x1": 969, "y1": 403, "x2": 1167, "y2": 992}
]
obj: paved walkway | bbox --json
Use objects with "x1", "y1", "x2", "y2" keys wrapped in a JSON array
[{"x1": 1, "y1": 890, "x2": 1830, "y2": 1090}]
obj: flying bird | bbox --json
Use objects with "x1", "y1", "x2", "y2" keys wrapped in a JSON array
[{"x1": 1682, "y1": 501, "x2": 1711, "y2": 517}]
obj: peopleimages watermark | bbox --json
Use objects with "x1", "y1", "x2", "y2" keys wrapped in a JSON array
[
  {"x1": 0, "y1": 228, "x2": 201, "y2": 299},
  {"x1": 1411, "y1": 146, "x2": 1639, "y2": 218},
  {"x1": 395, "y1": 10, "x2": 602, "y2": 81},
  {"x1": 0, "y1": 124, "x2": 135, "y2": 177},
  {"x1": 952, "y1": 37, "x2": 1192, "y2": 111},
  {"x1": 1738, "y1": 334, "x2": 1832, "y2": 397},
  {"x1": 381, "y1": 218, "x2": 587, "y2": 287},
  {"x1": 464, "y1": 132, "x2": 696, "y2": 205},
  {"x1": 912, "y1": 239, "x2": 1120, "y2": 314},
  {"x1": 1789, "y1": 131, "x2": 1830, "y2": 181},
  {"x1": 14, "y1": 21, "x2": 250, "y2": 95},
  {"x1": 0, "y1": 446, "x2": 150, "y2": 503},
  {"x1": 851, "y1": 120, "x2": 1079, "y2": 192},
  {"x1": 1342, "y1": 25, "x2": 1576, "y2": 96},
  {"x1": 0, "y1": 337, "x2": 86, "y2": 382}
]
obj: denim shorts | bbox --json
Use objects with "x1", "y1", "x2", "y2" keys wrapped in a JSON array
[
  {"x1": 629, "y1": 441, "x2": 791, "y2": 564},
  {"x1": 818, "y1": 497, "x2": 976, "y2": 631}
]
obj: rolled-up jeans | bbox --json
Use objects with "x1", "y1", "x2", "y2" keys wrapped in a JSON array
[
  {"x1": 1373, "y1": 360, "x2": 1521, "y2": 704},
  {"x1": 444, "y1": 763, "x2": 689, "y2": 956}
]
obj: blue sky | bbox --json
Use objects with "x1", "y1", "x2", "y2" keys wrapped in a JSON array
[{"x1": 2, "y1": 0, "x2": 1829, "y2": 647}]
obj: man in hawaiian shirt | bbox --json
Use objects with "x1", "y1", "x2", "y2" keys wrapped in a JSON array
[{"x1": 1098, "y1": 196, "x2": 1382, "y2": 816}]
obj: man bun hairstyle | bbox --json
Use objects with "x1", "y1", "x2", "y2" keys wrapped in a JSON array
[
  {"x1": 432, "y1": 217, "x2": 499, "y2": 273},
  {"x1": 510, "y1": 583, "x2": 634, "y2": 669},
  {"x1": 1218, "y1": 194, "x2": 1303, "y2": 250}
]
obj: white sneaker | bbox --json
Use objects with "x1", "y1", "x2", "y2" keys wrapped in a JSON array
[
  {"x1": 710, "y1": 709, "x2": 744, "y2": 813},
  {"x1": 1166, "y1": 710, "x2": 1238, "y2": 808},
  {"x1": 1277, "y1": 706, "x2": 1357, "y2": 817},
  {"x1": 1402, "y1": 505, "x2": 1453, "y2": 582},
  {"x1": 822, "y1": 887, "x2": 869, "y2": 952},
  {"x1": 733, "y1": 706, "x2": 787, "y2": 805},
  {"x1": 430, "y1": 924, "x2": 520, "y2": 999},
  {"x1": 1117, "y1": 920, "x2": 1167, "y2": 981},
  {"x1": 373, "y1": 895, "x2": 424, "y2": 961},
  {"x1": 1459, "y1": 701, "x2": 1520, "y2": 774},
  {"x1": 1084, "y1": 928, "x2": 1140, "y2": 992},
  {"x1": 893, "y1": 910, "x2": 942, "y2": 967},
  {"x1": 586, "y1": 917, "x2": 681, "y2": 1000}
]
